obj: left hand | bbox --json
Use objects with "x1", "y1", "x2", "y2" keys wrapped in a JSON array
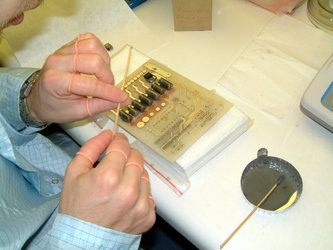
[{"x1": 27, "y1": 33, "x2": 131, "y2": 124}]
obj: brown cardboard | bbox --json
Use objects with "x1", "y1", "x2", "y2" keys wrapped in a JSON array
[{"x1": 172, "y1": 0, "x2": 212, "y2": 31}]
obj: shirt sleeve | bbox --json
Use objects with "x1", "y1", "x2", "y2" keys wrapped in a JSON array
[
  {"x1": 31, "y1": 213, "x2": 141, "y2": 250},
  {"x1": 0, "y1": 67, "x2": 43, "y2": 134}
]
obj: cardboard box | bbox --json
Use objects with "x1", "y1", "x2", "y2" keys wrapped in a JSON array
[{"x1": 172, "y1": 0, "x2": 212, "y2": 31}]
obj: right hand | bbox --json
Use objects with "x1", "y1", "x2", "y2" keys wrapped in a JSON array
[{"x1": 59, "y1": 130, "x2": 156, "y2": 234}]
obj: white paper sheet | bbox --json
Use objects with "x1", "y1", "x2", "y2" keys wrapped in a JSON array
[
  {"x1": 218, "y1": 15, "x2": 333, "y2": 119},
  {"x1": 3, "y1": 0, "x2": 165, "y2": 68}
]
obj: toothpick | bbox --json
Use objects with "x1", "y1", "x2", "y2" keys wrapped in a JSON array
[
  {"x1": 113, "y1": 45, "x2": 132, "y2": 134},
  {"x1": 220, "y1": 176, "x2": 285, "y2": 249}
]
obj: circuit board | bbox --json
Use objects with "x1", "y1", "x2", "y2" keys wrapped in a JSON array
[{"x1": 106, "y1": 59, "x2": 232, "y2": 162}]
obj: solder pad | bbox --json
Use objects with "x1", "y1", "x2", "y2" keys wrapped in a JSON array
[{"x1": 105, "y1": 59, "x2": 232, "y2": 162}]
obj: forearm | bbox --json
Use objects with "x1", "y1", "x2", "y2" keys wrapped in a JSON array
[
  {"x1": 29, "y1": 213, "x2": 141, "y2": 250},
  {"x1": 0, "y1": 67, "x2": 43, "y2": 133}
]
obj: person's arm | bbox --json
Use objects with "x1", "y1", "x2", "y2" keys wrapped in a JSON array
[
  {"x1": 31, "y1": 213, "x2": 141, "y2": 249},
  {"x1": 0, "y1": 67, "x2": 44, "y2": 134},
  {"x1": 1, "y1": 33, "x2": 130, "y2": 133},
  {"x1": 1, "y1": 33, "x2": 155, "y2": 249}
]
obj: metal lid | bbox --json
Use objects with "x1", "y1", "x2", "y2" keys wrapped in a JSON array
[{"x1": 241, "y1": 148, "x2": 303, "y2": 212}]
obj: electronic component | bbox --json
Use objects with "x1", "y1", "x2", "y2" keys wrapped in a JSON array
[
  {"x1": 158, "y1": 78, "x2": 173, "y2": 90},
  {"x1": 119, "y1": 110, "x2": 133, "y2": 123},
  {"x1": 131, "y1": 100, "x2": 146, "y2": 112},
  {"x1": 144, "y1": 72, "x2": 157, "y2": 83},
  {"x1": 104, "y1": 43, "x2": 113, "y2": 52},
  {"x1": 127, "y1": 106, "x2": 140, "y2": 117},
  {"x1": 146, "y1": 88, "x2": 160, "y2": 100},
  {"x1": 106, "y1": 59, "x2": 232, "y2": 162},
  {"x1": 139, "y1": 94, "x2": 153, "y2": 106},
  {"x1": 151, "y1": 83, "x2": 166, "y2": 94}
]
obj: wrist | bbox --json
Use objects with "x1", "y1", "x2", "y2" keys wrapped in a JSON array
[{"x1": 19, "y1": 70, "x2": 48, "y2": 128}]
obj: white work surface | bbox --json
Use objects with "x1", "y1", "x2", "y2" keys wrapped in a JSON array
[
  {"x1": 2, "y1": 0, "x2": 332, "y2": 249},
  {"x1": 131, "y1": 1, "x2": 333, "y2": 250}
]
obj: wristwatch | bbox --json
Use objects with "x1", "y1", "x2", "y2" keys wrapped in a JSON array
[{"x1": 19, "y1": 70, "x2": 47, "y2": 128}]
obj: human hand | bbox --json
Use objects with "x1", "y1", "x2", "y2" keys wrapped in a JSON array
[
  {"x1": 27, "y1": 33, "x2": 131, "y2": 124},
  {"x1": 59, "y1": 130, "x2": 156, "y2": 234}
]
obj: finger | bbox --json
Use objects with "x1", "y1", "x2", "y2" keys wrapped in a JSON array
[
  {"x1": 139, "y1": 170, "x2": 152, "y2": 205},
  {"x1": 98, "y1": 133, "x2": 131, "y2": 174},
  {"x1": 121, "y1": 149, "x2": 146, "y2": 198},
  {"x1": 140, "y1": 169, "x2": 156, "y2": 208},
  {"x1": 149, "y1": 195, "x2": 156, "y2": 207},
  {"x1": 68, "y1": 130, "x2": 113, "y2": 177},
  {"x1": 86, "y1": 97, "x2": 131, "y2": 115},
  {"x1": 128, "y1": 168, "x2": 155, "y2": 234},
  {"x1": 123, "y1": 149, "x2": 152, "y2": 207},
  {"x1": 124, "y1": 149, "x2": 151, "y2": 189},
  {"x1": 121, "y1": 165, "x2": 152, "y2": 217},
  {"x1": 124, "y1": 149, "x2": 144, "y2": 175},
  {"x1": 76, "y1": 130, "x2": 113, "y2": 166},
  {"x1": 61, "y1": 33, "x2": 105, "y2": 51},
  {"x1": 40, "y1": 70, "x2": 129, "y2": 107},
  {"x1": 75, "y1": 54, "x2": 113, "y2": 83},
  {"x1": 55, "y1": 33, "x2": 110, "y2": 65},
  {"x1": 69, "y1": 73, "x2": 129, "y2": 103},
  {"x1": 45, "y1": 54, "x2": 113, "y2": 84},
  {"x1": 140, "y1": 169, "x2": 152, "y2": 197}
]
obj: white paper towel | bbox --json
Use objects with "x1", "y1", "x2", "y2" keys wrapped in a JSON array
[
  {"x1": 3, "y1": 0, "x2": 165, "y2": 68},
  {"x1": 218, "y1": 15, "x2": 333, "y2": 119}
]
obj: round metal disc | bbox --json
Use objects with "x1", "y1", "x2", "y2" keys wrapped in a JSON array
[{"x1": 241, "y1": 148, "x2": 303, "y2": 211}]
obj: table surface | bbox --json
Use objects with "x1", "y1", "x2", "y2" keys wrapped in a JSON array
[
  {"x1": 131, "y1": 1, "x2": 333, "y2": 249},
  {"x1": 0, "y1": 0, "x2": 331, "y2": 249}
]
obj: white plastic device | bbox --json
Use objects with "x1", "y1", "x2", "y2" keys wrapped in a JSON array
[{"x1": 301, "y1": 54, "x2": 333, "y2": 132}]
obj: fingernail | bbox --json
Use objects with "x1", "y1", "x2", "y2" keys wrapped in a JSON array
[
  {"x1": 104, "y1": 129, "x2": 113, "y2": 138},
  {"x1": 120, "y1": 91, "x2": 129, "y2": 101},
  {"x1": 114, "y1": 133, "x2": 128, "y2": 141}
]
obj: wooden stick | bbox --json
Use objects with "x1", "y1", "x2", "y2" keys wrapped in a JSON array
[
  {"x1": 220, "y1": 176, "x2": 284, "y2": 249},
  {"x1": 113, "y1": 46, "x2": 133, "y2": 134}
]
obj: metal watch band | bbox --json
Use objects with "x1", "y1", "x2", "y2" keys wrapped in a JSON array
[{"x1": 19, "y1": 70, "x2": 47, "y2": 128}]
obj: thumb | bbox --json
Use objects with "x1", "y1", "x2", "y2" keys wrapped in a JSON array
[{"x1": 66, "y1": 130, "x2": 113, "y2": 178}]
